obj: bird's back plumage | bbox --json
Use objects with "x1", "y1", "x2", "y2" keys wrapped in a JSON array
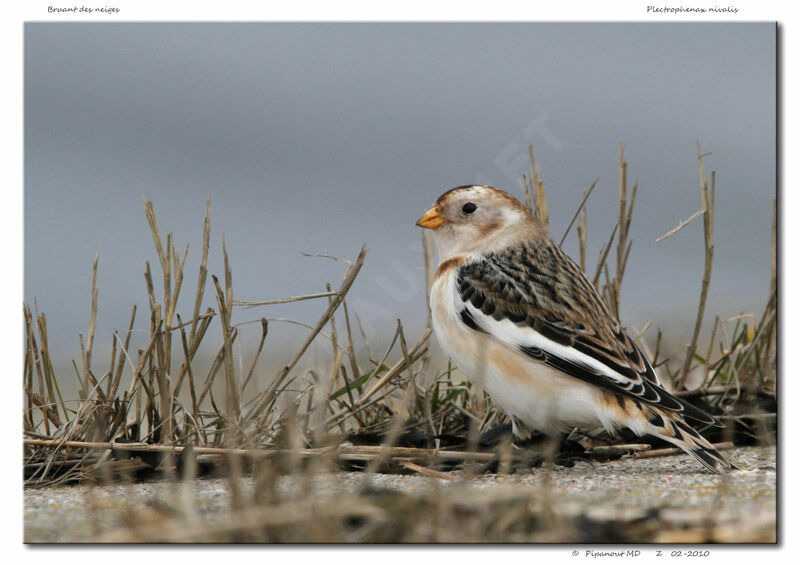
[{"x1": 455, "y1": 239, "x2": 721, "y2": 428}]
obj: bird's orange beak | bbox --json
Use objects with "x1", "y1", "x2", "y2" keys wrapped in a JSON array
[{"x1": 416, "y1": 207, "x2": 445, "y2": 229}]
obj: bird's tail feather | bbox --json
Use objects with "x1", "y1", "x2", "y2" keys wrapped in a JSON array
[{"x1": 647, "y1": 410, "x2": 738, "y2": 474}]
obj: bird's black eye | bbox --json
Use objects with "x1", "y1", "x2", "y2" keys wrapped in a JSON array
[{"x1": 462, "y1": 202, "x2": 477, "y2": 215}]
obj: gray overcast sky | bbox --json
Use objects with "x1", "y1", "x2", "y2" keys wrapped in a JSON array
[{"x1": 24, "y1": 23, "x2": 775, "y2": 373}]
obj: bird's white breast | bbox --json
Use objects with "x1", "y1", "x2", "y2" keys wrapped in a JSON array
[{"x1": 430, "y1": 266, "x2": 608, "y2": 434}]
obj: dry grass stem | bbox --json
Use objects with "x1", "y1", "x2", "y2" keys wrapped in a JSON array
[
  {"x1": 678, "y1": 143, "x2": 716, "y2": 388},
  {"x1": 528, "y1": 145, "x2": 549, "y2": 231},
  {"x1": 559, "y1": 177, "x2": 599, "y2": 246},
  {"x1": 234, "y1": 292, "x2": 339, "y2": 308},
  {"x1": 655, "y1": 208, "x2": 705, "y2": 243},
  {"x1": 632, "y1": 442, "x2": 734, "y2": 460}
]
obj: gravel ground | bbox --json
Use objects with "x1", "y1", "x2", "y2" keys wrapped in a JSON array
[{"x1": 24, "y1": 446, "x2": 776, "y2": 543}]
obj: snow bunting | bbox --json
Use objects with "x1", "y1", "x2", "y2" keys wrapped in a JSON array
[{"x1": 417, "y1": 185, "x2": 736, "y2": 473}]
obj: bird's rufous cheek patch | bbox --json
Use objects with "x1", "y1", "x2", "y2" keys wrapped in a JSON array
[
  {"x1": 477, "y1": 220, "x2": 502, "y2": 237},
  {"x1": 434, "y1": 256, "x2": 466, "y2": 280}
]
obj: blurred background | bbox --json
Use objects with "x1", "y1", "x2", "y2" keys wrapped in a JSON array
[{"x1": 24, "y1": 22, "x2": 776, "y2": 387}]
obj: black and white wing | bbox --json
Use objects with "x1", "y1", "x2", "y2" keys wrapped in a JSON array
[{"x1": 454, "y1": 239, "x2": 720, "y2": 427}]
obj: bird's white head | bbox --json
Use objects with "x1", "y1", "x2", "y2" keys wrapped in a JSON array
[{"x1": 416, "y1": 185, "x2": 536, "y2": 259}]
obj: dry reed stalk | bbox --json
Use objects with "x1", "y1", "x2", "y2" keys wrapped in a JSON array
[
  {"x1": 322, "y1": 376, "x2": 404, "y2": 432},
  {"x1": 173, "y1": 314, "x2": 200, "y2": 440},
  {"x1": 234, "y1": 291, "x2": 338, "y2": 308},
  {"x1": 143, "y1": 198, "x2": 200, "y2": 443},
  {"x1": 758, "y1": 199, "x2": 777, "y2": 377},
  {"x1": 363, "y1": 385, "x2": 414, "y2": 476},
  {"x1": 358, "y1": 320, "x2": 403, "y2": 389},
  {"x1": 24, "y1": 306, "x2": 51, "y2": 434},
  {"x1": 559, "y1": 177, "x2": 599, "y2": 247},
  {"x1": 241, "y1": 318, "x2": 269, "y2": 393},
  {"x1": 677, "y1": 144, "x2": 716, "y2": 388},
  {"x1": 23, "y1": 313, "x2": 36, "y2": 432},
  {"x1": 167, "y1": 312, "x2": 216, "y2": 413},
  {"x1": 422, "y1": 230, "x2": 435, "y2": 328},
  {"x1": 671, "y1": 385, "x2": 740, "y2": 399},
  {"x1": 354, "y1": 328, "x2": 432, "y2": 408},
  {"x1": 699, "y1": 316, "x2": 721, "y2": 389},
  {"x1": 23, "y1": 438, "x2": 504, "y2": 463},
  {"x1": 35, "y1": 312, "x2": 64, "y2": 428},
  {"x1": 528, "y1": 145, "x2": 549, "y2": 232},
  {"x1": 655, "y1": 209, "x2": 705, "y2": 243},
  {"x1": 632, "y1": 322, "x2": 652, "y2": 346},
  {"x1": 155, "y1": 340, "x2": 172, "y2": 443},
  {"x1": 521, "y1": 173, "x2": 534, "y2": 213},
  {"x1": 396, "y1": 319, "x2": 413, "y2": 391},
  {"x1": 401, "y1": 461, "x2": 458, "y2": 480},
  {"x1": 143, "y1": 262, "x2": 158, "y2": 315},
  {"x1": 107, "y1": 306, "x2": 137, "y2": 401},
  {"x1": 82, "y1": 254, "x2": 100, "y2": 397},
  {"x1": 168, "y1": 243, "x2": 189, "y2": 329},
  {"x1": 577, "y1": 199, "x2": 588, "y2": 272},
  {"x1": 632, "y1": 441, "x2": 734, "y2": 460},
  {"x1": 299, "y1": 251, "x2": 352, "y2": 264},
  {"x1": 616, "y1": 144, "x2": 628, "y2": 305},
  {"x1": 167, "y1": 311, "x2": 216, "y2": 331},
  {"x1": 212, "y1": 236, "x2": 241, "y2": 436},
  {"x1": 123, "y1": 320, "x2": 161, "y2": 401},
  {"x1": 76, "y1": 333, "x2": 96, "y2": 391},
  {"x1": 325, "y1": 284, "x2": 361, "y2": 420},
  {"x1": 712, "y1": 309, "x2": 775, "y2": 396},
  {"x1": 586, "y1": 443, "x2": 651, "y2": 456},
  {"x1": 246, "y1": 246, "x2": 367, "y2": 424},
  {"x1": 341, "y1": 299, "x2": 363, "y2": 395},
  {"x1": 188, "y1": 198, "x2": 211, "y2": 360},
  {"x1": 137, "y1": 203, "x2": 216, "y2": 441},
  {"x1": 142, "y1": 262, "x2": 167, "y2": 440},
  {"x1": 325, "y1": 282, "x2": 341, "y2": 368},
  {"x1": 606, "y1": 144, "x2": 638, "y2": 319},
  {"x1": 197, "y1": 330, "x2": 238, "y2": 408},
  {"x1": 325, "y1": 350, "x2": 346, "y2": 399},
  {"x1": 591, "y1": 222, "x2": 619, "y2": 288}
]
